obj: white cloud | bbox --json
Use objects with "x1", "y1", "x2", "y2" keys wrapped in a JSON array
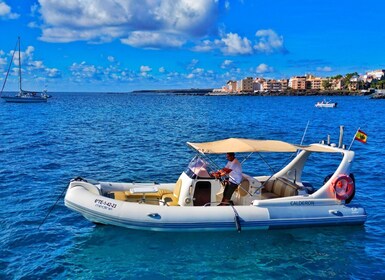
[
  {"x1": 192, "y1": 68, "x2": 204, "y2": 74},
  {"x1": 30, "y1": 60, "x2": 44, "y2": 69},
  {"x1": 0, "y1": 1, "x2": 19, "y2": 19},
  {"x1": 256, "y1": 63, "x2": 274, "y2": 74},
  {"x1": 46, "y1": 67, "x2": 61, "y2": 78},
  {"x1": 30, "y1": 3, "x2": 39, "y2": 16},
  {"x1": 121, "y1": 32, "x2": 185, "y2": 49},
  {"x1": 316, "y1": 66, "x2": 332, "y2": 72},
  {"x1": 25, "y1": 46, "x2": 35, "y2": 57},
  {"x1": 192, "y1": 40, "x2": 215, "y2": 52},
  {"x1": 193, "y1": 29, "x2": 286, "y2": 56},
  {"x1": 187, "y1": 59, "x2": 199, "y2": 69},
  {"x1": 140, "y1": 65, "x2": 152, "y2": 72},
  {"x1": 40, "y1": 26, "x2": 125, "y2": 43},
  {"x1": 67, "y1": 59, "x2": 220, "y2": 87},
  {"x1": 0, "y1": 50, "x2": 6, "y2": 66},
  {"x1": 254, "y1": 29, "x2": 286, "y2": 54},
  {"x1": 69, "y1": 61, "x2": 134, "y2": 83},
  {"x1": 221, "y1": 59, "x2": 233, "y2": 68},
  {"x1": 1, "y1": 43, "x2": 62, "y2": 82},
  {"x1": 36, "y1": 0, "x2": 288, "y2": 58},
  {"x1": 224, "y1": 1, "x2": 230, "y2": 10},
  {"x1": 219, "y1": 33, "x2": 253, "y2": 55},
  {"x1": 38, "y1": 0, "x2": 218, "y2": 47},
  {"x1": 107, "y1": 56, "x2": 115, "y2": 63},
  {"x1": 70, "y1": 62, "x2": 99, "y2": 80}
]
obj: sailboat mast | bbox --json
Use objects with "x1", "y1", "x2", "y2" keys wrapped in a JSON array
[
  {"x1": 0, "y1": 38, "x2": 18, "y2": 95},
  {"x1": 18, "y1": 37, "x2": 22, "y2": 92}
]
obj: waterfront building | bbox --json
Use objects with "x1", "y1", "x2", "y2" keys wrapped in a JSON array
[
  {"x1": 289, "y1": 76, "x2": 306, "y2": 90},
  {"x1": 236, "y1": 80, "x2": 242, "y2": 92},
  {"x1": 279, "y1": 79, "x2": 289, "y2": 91},
  {"x1": 365, "y1": 69, "x2": 385, "y2": 81},
  {"x1": 226, "y1": 80, "x2": 237, "y2": 93},
  {"x1": 240, "y1": 77, "x2": 254, "y2": 92},
  {"x1": 330, "y1": 78, "x2": 342, "y2": 90},
  {"x1": 349, "y1": 75, "x2": 362, "y2": 91},
  {"x1": 306, "y1": 74, "x2": 324, "y2": 90},
  {"x1": 253, "y1": 78, "x2": 265, "y2": 92},
  {"x1": 263, "y1": 79, "x2": 283, "y2": 92}
]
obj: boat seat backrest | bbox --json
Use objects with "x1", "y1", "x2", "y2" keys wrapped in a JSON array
[
  {"x1": 173, "y1": 178, "x2": 182, "y2": 197},
  {"x1": 283, "y1": 184, "x2": 298, "y2": 197},
  {"x1": 161, "y1": 178, "x2": 182, "y2": 206},
  {"x1": 262, "y1": 177, "x2": 299, "y2": 198},
  {"x1": 263, "y1": 180, "x2": 275, "y2": 193},
  {"x1": 237, "y1": 178, "x2": 250, "y2": 197},
  {"x1": 272, "y1": 180, "x2": 288, "y2": 197},
  {"x1": 273, "y1": 177, "x2": 299, "y2": 197}
]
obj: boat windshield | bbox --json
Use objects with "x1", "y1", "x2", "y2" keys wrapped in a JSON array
[{"x1": 184, "y1": 155, "x2": 213, "y2": 179}]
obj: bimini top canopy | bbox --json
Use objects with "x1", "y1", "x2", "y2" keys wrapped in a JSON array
[{"x1": 187, "y1": 138, "x2": 343, "y2": 154}]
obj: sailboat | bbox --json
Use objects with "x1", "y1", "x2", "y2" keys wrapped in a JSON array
[{"x1": 1, "y1": 37, "x2": 50, "y2": 103}]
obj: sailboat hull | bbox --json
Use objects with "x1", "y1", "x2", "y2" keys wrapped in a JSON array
[{"x1": 1, "y1": 96, "x2": 48, "y2": 103}]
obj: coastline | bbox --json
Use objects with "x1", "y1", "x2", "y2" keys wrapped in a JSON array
[
  {"x1": 207, "y1": 90, "x2": 366, "y2": 96},
  {"x1": 132, "y1": 89, "x2": 370, "y2": 96}
]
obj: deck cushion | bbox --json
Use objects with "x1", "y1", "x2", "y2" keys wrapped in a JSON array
[
  {"x1": 111, "y1": 188, "x2": 172, "y2": 201},
  {"x1": 261, "y1": 177, "x2": 299, "y2": 199},
  {"x1": 124, "y1": 188, "x2": 172, "y2": 198}
]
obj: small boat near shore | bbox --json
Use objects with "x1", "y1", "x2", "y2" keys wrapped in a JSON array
[
  {"x1": 370, "y1": 90, "x2": 385, "y2": 99},
  {"x1": 1, "y1": 37, "x2": 51, "y2": 103},
  {"x1": 315, "y1": 100, "x2": 337, "y2": 108},
  {"x1": 65, "y1": 133, "x2": 366, "y2": 232}
]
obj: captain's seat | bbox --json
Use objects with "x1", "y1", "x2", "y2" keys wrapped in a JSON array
[
  {"x1": 232, "y1": 177, "x2": 251, "y2": 205},
  {"x1": 238, "y1": 178, "x2": 251, "y2": 196}
]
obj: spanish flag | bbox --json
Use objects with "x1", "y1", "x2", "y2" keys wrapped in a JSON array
[{"x1": 355, "y1": 130, "x2": 368, "y2": 144}]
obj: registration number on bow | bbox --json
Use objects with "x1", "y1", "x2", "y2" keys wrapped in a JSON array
[{"x1": 94, "y1": 199, "x2": 117, "y2": 210}]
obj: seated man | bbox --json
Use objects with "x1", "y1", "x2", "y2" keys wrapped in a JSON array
[{"x1": 211, "y1": 152, "x2": 243, "y2": 206}]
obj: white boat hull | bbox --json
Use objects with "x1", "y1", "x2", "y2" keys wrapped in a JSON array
[
  {"x1": 315, "y1": 102, "x2": 337, "y2": 108},
  {"x1": 65, "y1": 182, "x2": 366, "y2": 232},
  {"x1": 1, "y1": 96, "x2": 48, "y2": 103}
]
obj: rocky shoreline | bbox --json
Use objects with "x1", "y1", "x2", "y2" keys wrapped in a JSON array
[{"x1": 133, "y1": 89, "x2": 372, "y2": 96}]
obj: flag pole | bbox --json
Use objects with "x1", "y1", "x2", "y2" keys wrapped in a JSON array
[{"x1": 348, "y1": 127, "x2": 360, "y2": 150}]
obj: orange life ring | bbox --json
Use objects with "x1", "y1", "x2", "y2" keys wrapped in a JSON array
[{"x1": 331, "y1": 174, "x2": 355, "y2": 200}]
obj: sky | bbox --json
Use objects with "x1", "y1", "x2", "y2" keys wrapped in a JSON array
[{"x1": 0, "y1": 0, "x2": 385, "y2": 92}]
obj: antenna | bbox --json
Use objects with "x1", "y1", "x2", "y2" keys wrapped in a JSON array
[{"x1": 300, "y1": 120, "x2": 310, "y2": 146}]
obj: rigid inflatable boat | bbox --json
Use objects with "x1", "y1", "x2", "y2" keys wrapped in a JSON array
[
  {"x1": 315, "y1": 100, "x2": 337, "y2": 108},
  {"x1": 64, "y1": 137, "x2": 366, "y2": 232}
]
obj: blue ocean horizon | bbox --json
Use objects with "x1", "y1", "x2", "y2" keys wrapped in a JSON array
[{"x1": 1, "y1": 92, "x2": 384, "y2": 279}]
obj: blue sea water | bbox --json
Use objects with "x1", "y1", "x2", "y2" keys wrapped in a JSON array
[{"x1": 1, "y1": 92, "x2": 385, "y2": 279}]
